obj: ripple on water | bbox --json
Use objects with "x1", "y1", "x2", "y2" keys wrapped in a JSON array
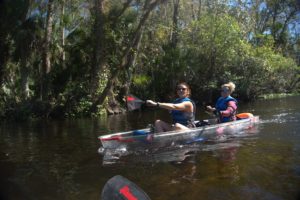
[{"x1": 260, "y1": 111, "x2": 300, "y2": 124}]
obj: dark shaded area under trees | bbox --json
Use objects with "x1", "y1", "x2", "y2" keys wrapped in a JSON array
[{"x1": 0, "y1": 0, "x2": 299, "y2": 121}]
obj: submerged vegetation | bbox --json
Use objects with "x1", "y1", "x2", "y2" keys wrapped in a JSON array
[{"x1": 0, "y1": 0, "x2": 299, "y2": 120}]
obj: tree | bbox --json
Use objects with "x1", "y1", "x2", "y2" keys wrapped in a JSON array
[
  {"x1": 41, "y1": 0, "x2": 54, "y2": 101},
  {"x1": 0, "y1": 0, "x2": 299, "y2": 120},
  {"x1": 90, "y1": 0, "x2": 168, "y2": 112},
  {"x1": 90, "y1": 0, "x2": 106, "y2": 100}
]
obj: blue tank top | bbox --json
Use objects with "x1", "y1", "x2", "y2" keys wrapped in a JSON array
[
  {"x1": 171, "y1": 97, "x2": 195, "y2": 126},
  {"x1": 215, "y1": 96, "x2": 237, "y2": 123}
]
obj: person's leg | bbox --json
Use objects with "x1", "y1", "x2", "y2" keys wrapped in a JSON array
[
  {"x1": 174, "y1": 123, "x2": 190, "y2": 131},
  {"x1": 154, "y1": 120, "x2": 172, "y2": 132}
]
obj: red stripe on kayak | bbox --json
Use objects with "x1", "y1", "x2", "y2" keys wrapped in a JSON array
[
  {"x1": 101, "y1": 136, "x2": 121, "y2": 141},
  {"x1": 100, "y1": 136, "x2": 135, "y2": 142},
  {"x1": 119, "y1": 185, "x2": 137, "y2": 200},
  {"x1": 119, "y1": 138, "x2": 135, "y2": 142}
]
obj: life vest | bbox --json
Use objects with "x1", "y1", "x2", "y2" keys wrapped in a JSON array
[
  {"x1": 215, "y1": 96, "x2": 237, "y2": 123},
  {"x1": 171, "y1": 97, "x2": 196, "y2": 126}
]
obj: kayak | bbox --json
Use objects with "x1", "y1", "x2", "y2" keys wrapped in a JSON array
[{"x1": 98, "y1": 113, "x2": 259, "y2": 150}]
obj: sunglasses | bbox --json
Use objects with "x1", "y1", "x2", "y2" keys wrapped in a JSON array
[
  {"x1": 177, "y1": 88, "x2": 187, "y2": 91},
  {"x1": 221, "y1": 87, "x2": 229, "y2": 92}
]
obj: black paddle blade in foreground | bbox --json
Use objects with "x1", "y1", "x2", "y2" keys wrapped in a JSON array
[
  {"x1": 101, "y1": 175, "x2": 151, "y2": 200},
  {"x1": 126, "y1": 95, "x2": 145, "y2": 111}
]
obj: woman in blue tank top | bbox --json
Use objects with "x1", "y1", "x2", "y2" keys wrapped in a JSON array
[{"x1": 147, "y1": 82, "x2": 195, "y2": 133}]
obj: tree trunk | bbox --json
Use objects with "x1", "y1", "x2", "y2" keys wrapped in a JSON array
[
  {"x1": 197, "y1": 0, "x2": 202, "y2": 20},
  {"x1": 20, "y1": 2, "x2": 32, "y2": 100},
  {"x1": 171, "y1": 0, "x2": 179, "y2": 49},
  {"x1": 124, "y1": 29, "x2": 143, "y2": 98},
  {"x1": 0, "y1": 37, "x2": 8, "y2": 88},
  {"x1": 90, "y1": 0, "x2": 167, "y2": 112},
  {"x1": 0, "y1": 1, "x2": 8, "y2": 88},
  {"x1": 90, "y1": 0, "x2": 106, "y2": 100},
  {"x1": 91, "y1": 39, "x2": 142, "y2": 112},
  {"x1": 170, "y1": 0, "x2": 179, "y2": 89},
  {"x1": 20, "y1": 50, "x2": 30, "y2": 100},
  {"x1": 41, "y1": 0, "x2": 54, "y2": 101},
  {"x1": 275, "y1": 9, "x2": 297, "y2": 49},
  {"x1": 271, "y1": 4, "x2": 279, "y2": 42},
  {"x1": 61, "y1": 0, "x2": 66, "y2": 69},
  {"x1": 111, "y1": 0, "x2": 133, "y2": 26}
]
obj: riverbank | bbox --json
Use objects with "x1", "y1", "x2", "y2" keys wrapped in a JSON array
[{"x1": 1, "y1": 92, "x2": 299, "y2": 122}]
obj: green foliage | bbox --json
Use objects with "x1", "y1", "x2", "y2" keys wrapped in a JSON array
[
  {"x1": 178, "y1": 14, "x2": 243, "y2": 98},
  {"x1": 133, "y1": 75, "x2": 151, "y2": 86},
  {"x1": 0, "y1": 0, "x2": 299, "y2": 120}
]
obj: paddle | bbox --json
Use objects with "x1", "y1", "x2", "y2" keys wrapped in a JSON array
[
  {"x1": 205, "y1": 110, "x2": 216, "y2": 117},
  {"x1": 101, "y1": 175, "x2": 151, "y2": 200},
  {"x1": 126, "y1": 94, "x2": 146, "y2": 111}
]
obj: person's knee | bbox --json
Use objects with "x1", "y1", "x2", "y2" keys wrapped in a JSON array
[
  {"x1": 174, "y1": 123, "x2": 189, "y2": 130},
  {"x1": 155, "y1": 119, "x2": 162, "y2": 125},
  {"x1": 174, "y1": 123, "x2": 181, "y2": 128},
  {"x1": 154, "y1": 120, "x2": 163, "y2": 132}
]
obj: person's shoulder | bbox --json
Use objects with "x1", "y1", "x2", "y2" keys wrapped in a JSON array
[
  {"x1": 217, "y1": 96, "x2": 223, "y2": 101},
  {"x1": 183, "y1": 99, "x2": 194, "y2": 106},
  {"x1": 182, "y1": 97, "x2": 193, "y2": 103},
  {"x1": 228, "y1": 100, "x2": 237, "y2": 105},
  {"x1": 227, "y1": 96, "x2": 237, "y2": 102},
  {"x1": 227, "y1": 100, "x2": 237, "y2": 109}
]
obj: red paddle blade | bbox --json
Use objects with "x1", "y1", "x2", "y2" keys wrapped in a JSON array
[
  {"x1": 126, "y1": 95, "x2": 144, "y2": 111},
  {"x1": 101, "y1": 175, "x2": 151, "y2": 200},
  {"x1": 127, "y1": 96, "x2": 136, "y2": 101}
]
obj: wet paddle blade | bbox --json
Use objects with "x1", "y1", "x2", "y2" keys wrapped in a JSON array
[
  {"x1": 101, "y1": 175, "x2": 151, "y2": 200},
  {"x1": 126, "y1": 95, "x2": 145, "y2": 111}
]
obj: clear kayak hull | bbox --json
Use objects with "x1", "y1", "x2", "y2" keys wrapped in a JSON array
[{"x1": 98, "y1": 116, "x2": 259, "y2": 150}]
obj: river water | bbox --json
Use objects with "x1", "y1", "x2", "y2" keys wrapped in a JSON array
[{"x1": 0, "y1": 96, "x2": 300, "y2": 200}]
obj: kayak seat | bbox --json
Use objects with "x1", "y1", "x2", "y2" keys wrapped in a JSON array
[{"x1": 195, "y1": 120, "x2": 210, "y2": 127}]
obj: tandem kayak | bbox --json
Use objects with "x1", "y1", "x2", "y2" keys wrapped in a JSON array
[{"x1": 98, "y1": 113, "x2": 259, "y2": 150}]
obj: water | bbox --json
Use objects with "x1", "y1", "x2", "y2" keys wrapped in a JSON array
[{"x1": 1, "y1": 96, "x2": 300, "y2": 200}]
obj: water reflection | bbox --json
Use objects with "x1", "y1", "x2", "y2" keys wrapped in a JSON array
[
  {"x1": 100, "y1": 145, "x2": 198, "y2": 165},
  {"x1": 1, "y1": 96, "x2": 300, "y2": 200}
]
